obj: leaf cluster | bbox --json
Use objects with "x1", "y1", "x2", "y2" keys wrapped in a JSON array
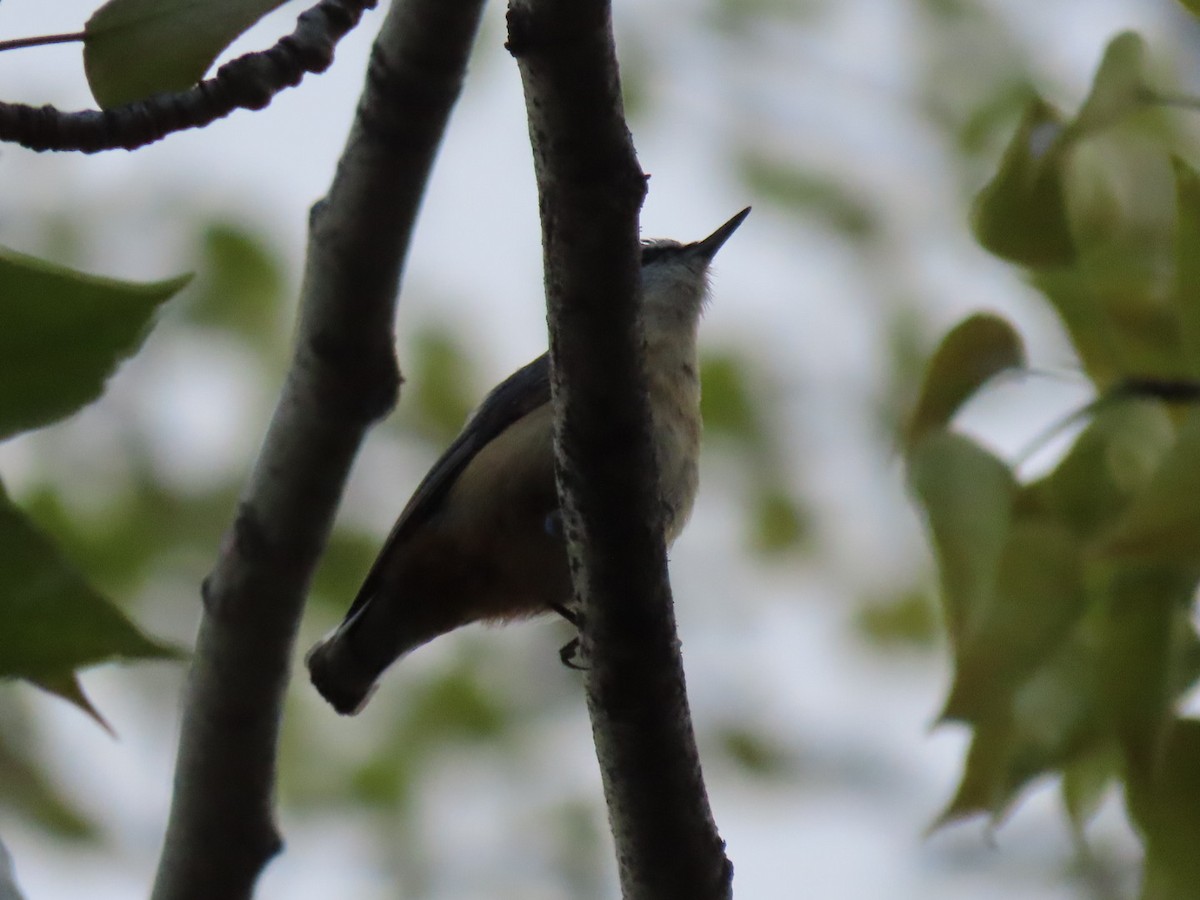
[
  {"x1": 0, "y1": 247, "x2": 189, "y2": 722},
  {"x1": 909, "y1": 28, "x2": 1200, "y2": 897}
]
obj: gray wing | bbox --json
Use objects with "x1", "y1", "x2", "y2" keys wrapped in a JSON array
[{"x1": 339, "y1": 352, "x2": 552, "y2": 623}]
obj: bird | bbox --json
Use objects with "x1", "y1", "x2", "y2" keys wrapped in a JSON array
[{"x1": 306, "y1": 208, "x2": 750, "y2": 714}]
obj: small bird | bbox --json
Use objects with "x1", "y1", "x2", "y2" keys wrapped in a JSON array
[{"x1": 306, "y1": 208, "x2": 750, "y2": 714}]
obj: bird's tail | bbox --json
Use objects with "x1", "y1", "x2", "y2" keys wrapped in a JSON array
[
  {"x1": 305, "y1": 594, "x2": 453, "y2": 715},
  {"x1": 305, "y1": 608, "x2": 382, "y2": 716}
]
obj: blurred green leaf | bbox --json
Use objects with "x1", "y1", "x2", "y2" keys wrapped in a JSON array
[
  {"x1": 941, "y1": 520, "x2": 1085, "y2": 723},
  {"x1": 709, "y1": 0, "x2": 822, "y2": 37},
  {"x1": 1067, "y1": 32, "x2": 1151, "y2": 140},
  {"x1": 855, "y1": 589, "x2": 938, "y2": 648},
  {"x1": 30, "y1": 672, "x2": 114, "y2": 733},
  {"x1": 971, "y1": 97, "x2": 1076, "y2": 267},
  {"x1": 1021, "y1": 401, "x2": 1172, "y2": 539},
  {"x1": 183, "y1": 222, "x2": 286, "y2": 342},
  {"x1": 700, "y1": 352, "x2": 763, "y2": 446},
  {"x1": 737, "y1": 154, "x2": 877, "y2": 238},
  {"x1": 936, "y1": 633, "x2": 1105, "y2": 827},
  {"x1": 20, "y1": 476, "x2": 237, "y2": 598},
  {"x1": 1061, "y1": 741, "x2": 1119, "y2": 834},
  {"x1": 933, "y1": 711, "x2": 1017, "y2": 828},
  {"x1": 0, "y1": 246, "x2": 189, "y2": 441},
  {"x1": 0, "y1": 480, "x2": 181, "y2": 710},
  {"x1": 717, "y1": 725, "x2": 796, "y2": 777},
  {"x1": 956, "y1": 80, "x2": 1037, "y2": 157},
  {"x1": 0, "y1": 724, "x2": 96, "y2": 839},
  {"x1": 917, "y1": 0, "x2": 975, "y2": 17},
  {"x1": 349, "y1": 747, "x2": 413, "y2": 811},
  {"x1": 1034, "y1": 253, "x2": 1190, "y2": 389},
  {"x1": 905, "y1": 313, "x2": 1025, "y2": 448},
  {"x1": 750, "y1": 487, "x2": 810, "y2": 555},
  {"x1": 350, "y1": 665, "x2": 510, "y2": 809},
  {"x1": 1171, "y1": 159, "x2": 1200, "y2": 372},
  {"x1": 1102, "y1": 409, "x2": 1200, "y2": 562},
  {"x1": 84, "y1": 0, "x2": 290, "y2": 108},
  {"x1": 907, "y1": 431, "x2": 1016, "y2": 643},
  {"x1": 1069, "y1": 142, "x2": 1178, "y2": 305},
  {"x1": 405, "y1": 327, "x2": 476, "y2": 443},
  {"x1": 399, "y1": 667, "x2": 507, "y2": 742},
  {"x1": 1127, "y1": 720, "x2": 1200, "y2": 900},
  {"x1": 1031, "y1": 267, "x2": 1121, "y2": 387},
  {"x1": 307, "y1": 527, "x2": 386, "y2": 614},
  {"x1": 1096, "y1": 565, "x2": 1195, "y2": 781}
]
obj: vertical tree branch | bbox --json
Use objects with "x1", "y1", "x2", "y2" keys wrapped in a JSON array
[
  {"x1": 506, "y1": 3, "x2": 733, "y2": 899},
  {"x1": 150, "y1": 1, "x2": 485, "y2": 897}
]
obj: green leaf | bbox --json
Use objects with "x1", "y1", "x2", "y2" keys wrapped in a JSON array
[
  {"x1": 30, "y1": 672, "x2": 114, "y2": 734},
  {"x1": 971, "y1": 97, "x2": 1077, "y2": 267},
  {"x1": 941, "y1": 519, "x2": 1086, "y2": 723},
  {"x1": 1171, "y1": 158, "x2": 1200, "y2": 373},
  {"x1": 19, "y1": 477, "x2": 238, "y2": 598},
  {"x1": 308, "y1": 527, "x2": 387, "y2": 614},
  {"x1": 398, "y1": 668, "x2": 507, "y2": 743},
  {"x1": 750, "y1": 487, "x2": 810, "y2": 554},
  {"x1": 1102, "y1": 409, "x2": 1200, "y2": 562},
  {"x1": 0, "y1": 480, "x2": 181, "y2": 694},
  {"x1": 405, "y1": 327, "x2": 477, "y2": 443},
  {"x1": 933, "y1": 710, "x2": 1017, "y2": 828},
  {"x1": 907, "y1": 432, "x2": 1016, "y2": 644},
  {"x1": 716, "y1": 725, "x2": 796, "y2": 777},
  {"x1": 855, "y1": 589, "x2": 938, "y2": 648},
  {"x1": 905, "y1": 313, "x2": 1026, "y2": 448},
  {"x1": 84, "y1": 0, "x2": 290, "y2": 108},
  {"x1": 0, "y1": 245, "x2": 190, "y2": 441},
  {"x1": 1062, "y1": 741, "x2": 1119, "y2": 834},
  {"x1": 736, "y1": 153, "x2": 876, "y2": 238},
  {"x1": 935, "y1": 633, "x2": 1106, "y2": 828},
  {"x1": 1178, "y1": 0, "x2": 1200, "y2": 19},
  {"x1": 0, "y1": 725, "x2": 96, "y2": 839},
  {"x1": 1034, "y1": 258, "x2": 1189, "y2": 389},
  {"x1": 956, "y1": 79, "x2": 1038, "y2": 158},
  {"x1": 1022, "y1": 401, "x2": 1173, "y2": 539},
  {"x1": 348, "y1": 665, "x2": 510, "y2": 809},
  {"x1": 1066, "y1": 32, "x2": 1151, "y2": 140},
  {"x1": 1127, "y1": 720, "x2": 1200, "y2": 900},
  {"x1": 700, "y1": 352, "x2": 764, "y2": 447},
  {"x1": 1096, "y1": 564, "x2": 1195, "y2": 781},
  {"x1": 183, "y1": 221, "x2": 285, "y2": 342}
]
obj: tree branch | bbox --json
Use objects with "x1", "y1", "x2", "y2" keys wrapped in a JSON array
[
  {"x1": 507, "y1": 3, "x2": 733, "y2": 899},
  {"x1": 0, "y1": 0, "x2": 375, "y2": 153},
  {"x1": 149, "y1": 1, "x2": 485, "y2": 897}
]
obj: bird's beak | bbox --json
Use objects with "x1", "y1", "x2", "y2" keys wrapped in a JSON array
[{"x1": 691, "y1": 207, "x2": 751, "y2": 260}]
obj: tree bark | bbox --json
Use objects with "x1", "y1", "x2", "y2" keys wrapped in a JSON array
[
  {"x1": 507, "y1": 3, "x2": 734, "y2": 898},
  {"x1": 150, "y1": 1, "x2": 485, "y2": 897}
]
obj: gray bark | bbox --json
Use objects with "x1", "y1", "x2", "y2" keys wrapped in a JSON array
[
  {"x1": 149, "y1": 1, "x2": 485, "y2": 897},
  {"x1": 507, "y1": 2, "x2": 734, "y2": 897}
]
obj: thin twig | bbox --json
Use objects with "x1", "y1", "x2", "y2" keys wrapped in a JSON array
[
  {"x1": 149, "y1": 1, "x2": 486, "y2": 897},
  {"x1": 0, "y1": 0, "x2": 375, "y2": 153},
  {"x1": 0, "y1": 32, "x2": 84, "y2": 53}
]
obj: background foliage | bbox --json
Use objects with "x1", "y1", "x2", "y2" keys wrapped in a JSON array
[{"x1": 5, "y1": 0, "x2": 1200, "y2": 897}]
